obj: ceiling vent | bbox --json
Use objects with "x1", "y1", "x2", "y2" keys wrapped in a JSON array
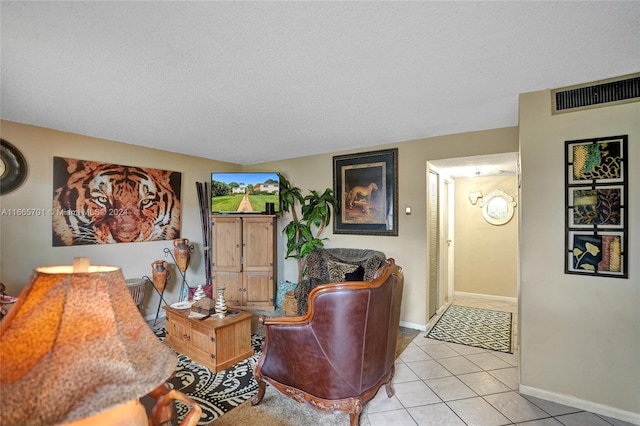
[{"x1": 552, "y1": 72, "x2": 640, "y2": 114}]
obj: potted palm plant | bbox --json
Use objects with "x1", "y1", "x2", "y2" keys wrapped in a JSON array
[{"x1": 279, "y1": 174, "x2": 339, "y2": 283}]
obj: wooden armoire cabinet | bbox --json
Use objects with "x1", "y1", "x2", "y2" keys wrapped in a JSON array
[{"x1": 211, "y1": 214, "x2": 276, "y2": 311}]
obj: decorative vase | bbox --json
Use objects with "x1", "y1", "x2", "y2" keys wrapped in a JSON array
[
  {"x1": 151, "y1": 260, "x2": 169, "y2": 293},
  {"x1": 214, "y1": 286, "x2": 228, "y2": 318},
  {"x1": 282, "y1": 290, "x2": 297, "y2": 317},
  {"x1": 192, "y1": 285, "x2": 206, "y2": 302},
  {"x1": 173, "y1": 238, "x2": 191, "y2": 273}
]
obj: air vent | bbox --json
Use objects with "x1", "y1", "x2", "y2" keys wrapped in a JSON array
[{"x1": 552, "y1": 72, "x2": 640, "y2": 114}]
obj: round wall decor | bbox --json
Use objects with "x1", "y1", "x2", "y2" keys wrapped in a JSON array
[
  {"x1": 480, "y1": 189, "x2": 517, "y2": 226},
  {"x1": 0, "y1": 139, "x2": 28, "y2": 195}
]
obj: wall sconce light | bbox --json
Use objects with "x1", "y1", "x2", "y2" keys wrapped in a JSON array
[
  {"x1": 0, "y1": 258, "x2": 201, "y2": 426},
  {"x1": 468, "y1": 191, "x2": 483, "y2": 205}
]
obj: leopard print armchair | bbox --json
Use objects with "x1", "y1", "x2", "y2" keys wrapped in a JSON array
[{"x1": 293, "y1": 248, "x2": 386, "y2": 315}]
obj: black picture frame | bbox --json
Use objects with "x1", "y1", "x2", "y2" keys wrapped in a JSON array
[
  {"x1": 333, "y1": 148, "x2": 398, "y2": 236},
  {"x1": 564, "y1": 135, "x2": 628, "y2": 278}
]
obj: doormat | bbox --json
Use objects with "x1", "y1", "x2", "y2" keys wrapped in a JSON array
[
  {"x1": 153, "y1": 328, "x2": 263, "y2": 425},
  {"x1": 426, "y1": 305, "x2": 513, "y2": 353}
]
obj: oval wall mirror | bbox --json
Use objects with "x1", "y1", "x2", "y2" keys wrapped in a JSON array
[{"x1": 480, "y1": 189, "x2": 516, "y2": 226}]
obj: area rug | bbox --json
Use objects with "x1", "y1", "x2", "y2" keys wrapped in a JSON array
[
  {"x1": 211, "y1": 381, "x2": 372, "y2": 426},
  {"x1": 153, "y1": 328, "x2": 263, "y2": 425},
  {"x1": 154, "y1": 324, "x2": 419, "y2": 425},
  {"x1": 426, "y1": 304, "x2": 513, "y2": 353}
]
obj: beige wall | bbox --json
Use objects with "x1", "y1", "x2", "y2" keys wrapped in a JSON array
[
  {"x1": 3, "y1": 87, "x2": 637, "y2": 422},
  {"x1": 252, "y1": 126, "x2": 519, "y2": 328},
  {"x1": 0, "y1": 120, "x2": 518, "y2": 329},
  {"x1": 453, "y1": 175, "x2": 517, "y2": 298},
  {"x1": 519, "y1": 91, "x2": 639, "y2": 421},
  {"x1": 0, "y1": 120, "x2": 239, "y2": 316}
]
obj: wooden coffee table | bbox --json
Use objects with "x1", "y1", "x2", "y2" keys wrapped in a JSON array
[{"x1": 162, "y1": 306, "x2": 253, "y2": 372}]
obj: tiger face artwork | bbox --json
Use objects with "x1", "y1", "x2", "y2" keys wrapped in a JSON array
[{"x1": 52, "y1": 157, "x2": 181, "y2": 246}]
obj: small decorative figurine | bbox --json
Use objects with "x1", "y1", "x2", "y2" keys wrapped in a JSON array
[
  {"x1": 214, "y1": 286, "x2": 228, "y2": 318},
  {"x1": 192, "y1": 285, "x2": 206, "y2": 301}
]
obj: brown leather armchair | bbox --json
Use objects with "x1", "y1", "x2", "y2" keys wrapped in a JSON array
[{"x1": 251, "y1": 259, "x2": 403, "y2": 426}]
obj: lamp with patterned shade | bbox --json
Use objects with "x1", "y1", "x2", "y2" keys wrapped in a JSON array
[{"x1": 0, "y1": 258, "x2": 201, "y2": 426}]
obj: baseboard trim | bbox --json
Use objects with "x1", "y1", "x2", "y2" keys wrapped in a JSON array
[
  {"x1": 399, "y1": 320, "x2": 427, "y2": 332},
  {"x1": 144, "y1": 312, "x2": 166, "y2": 322},
  {"x1": 519, "y1": 385, "x2": 640, "y2": 425},
  {"x1": 454, "y1": 291, "x2": 517, "y2": 304}
]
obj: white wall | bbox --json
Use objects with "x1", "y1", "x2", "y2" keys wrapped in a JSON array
[{"x1": 519, "y1": 91, "x2": 639, "y2": 422}]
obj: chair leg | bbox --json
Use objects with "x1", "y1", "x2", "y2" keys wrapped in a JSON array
[
  {"x1": 349, "y1": 405, "x2": 362, "y2": 426},
  {"x1": 250, "y1": 378, "x2": 266, "y2": 405},
  {"x1": 385, "y1": 365, "x2": 396, "y2": 397},
  {"x1": 384, "y1": 380, "x2": 395, "y2": 398}
]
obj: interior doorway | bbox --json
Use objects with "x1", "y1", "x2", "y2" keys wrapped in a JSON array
[{"x1": 426, "y1": 153, "x2": 519, "y2": 324}]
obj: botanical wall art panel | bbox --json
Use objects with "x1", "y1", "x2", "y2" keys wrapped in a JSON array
[
  {"x1": 52, "y1": 157, "x2": 182, "y2": 246},
  {"x1": 565, "y1": 135, "x2": 627, "y2": 278}
]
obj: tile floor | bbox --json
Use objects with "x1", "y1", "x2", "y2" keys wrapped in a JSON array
[{"x1": 361, "y1": 295, "x2": 634, "y2": 426}]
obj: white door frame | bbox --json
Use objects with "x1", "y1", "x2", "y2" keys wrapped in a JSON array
[
  {"x1": 441, "y1": 174, "x2": 455, "y2": 308},
  {"x1": 426, "y1": 162, "x2": 455, "y2": 320}
]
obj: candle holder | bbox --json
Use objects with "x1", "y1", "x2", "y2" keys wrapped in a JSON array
[{"x1": 214, "y1": 286, "x2": 228, "y2": 318}]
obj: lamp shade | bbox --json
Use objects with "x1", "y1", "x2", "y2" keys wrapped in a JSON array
[{"x1": 0, "y1": 263, "x2": 177, "y2": 426}]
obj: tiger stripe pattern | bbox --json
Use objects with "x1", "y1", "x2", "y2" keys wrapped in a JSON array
[{"x1": 52, "y1": 158, "x2": 181, "y2": 245}]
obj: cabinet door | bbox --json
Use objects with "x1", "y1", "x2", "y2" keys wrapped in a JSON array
[
  {"x1": 244, "y1": 270, "x2": 273, "y2": 306},
  {"x1": 190, "y1": 321, "x2": 217, "y2": 367},
  {"x1": 165, "y1": 314, "x2": 189, "y2": 353},
  {"x1": 213, "y1": 271, "x2": 243, "y2": 305},
  {"x1": 212, "y1": 216, "x2": 242, "y2": 272},
  {"x1": 243, "y1": 216, "x2": 274, "y2": 271}
]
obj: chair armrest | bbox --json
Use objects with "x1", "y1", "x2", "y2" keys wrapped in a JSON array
[{"x1": 258, "y1": 314, "x2": 311, "y2": 326}]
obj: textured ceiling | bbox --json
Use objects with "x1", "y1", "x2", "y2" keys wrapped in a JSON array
[{"x1": 1, "y1": 2, "x2": 639, "y2": 166}]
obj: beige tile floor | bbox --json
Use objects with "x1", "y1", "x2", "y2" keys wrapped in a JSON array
[
  {"x1": 150, "y1": 296, "x2": 634, "y2": 426},
  {"x1": 361, "y1": 295, "x2": 635, "y2": 426}
]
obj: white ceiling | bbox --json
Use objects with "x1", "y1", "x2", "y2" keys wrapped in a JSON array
[{"x1": 1, "y1": 2, "x2": 639, "y2": 166}]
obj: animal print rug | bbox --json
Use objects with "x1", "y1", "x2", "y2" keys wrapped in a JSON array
[{"x1": 153, "y1": 328, "x2": 262, "y2": 425}]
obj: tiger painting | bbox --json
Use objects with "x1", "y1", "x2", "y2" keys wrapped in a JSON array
[{"x1": 52, "y1": 157, "x2": 181, "y2": 246}]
